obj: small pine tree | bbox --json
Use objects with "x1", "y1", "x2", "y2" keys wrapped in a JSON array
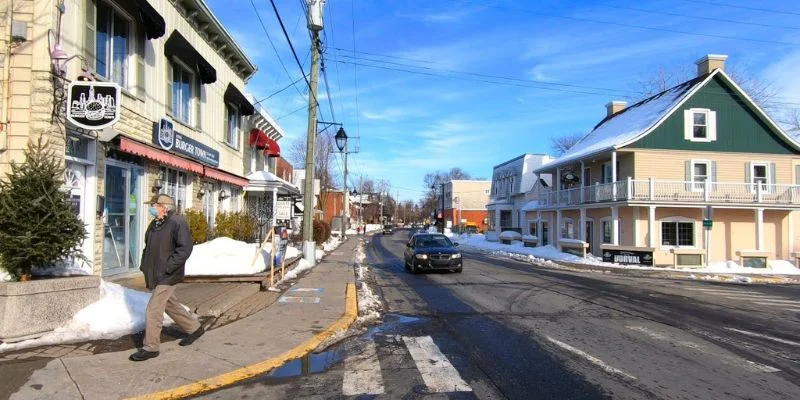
[{"x1": 0, "y1": 137, "x2": 87, "y2": 280}]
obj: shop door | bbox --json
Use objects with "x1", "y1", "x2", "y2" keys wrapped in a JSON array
[
  {"x1": 64, "y1": 162, "x2": 92, "y2": 266},
  {"x1": 103, "y1": 164, "x2": 143, "y2": 275},
  {"x1": 585, "y1": 220, "x2": 594, "y2": 254}
]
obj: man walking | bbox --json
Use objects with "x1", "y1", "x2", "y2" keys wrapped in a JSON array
[{"x1": 129, "y1": 194, "x2": 204, "y2": 362}]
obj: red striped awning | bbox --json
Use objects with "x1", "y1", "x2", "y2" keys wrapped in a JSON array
[
  {"x1": 203, "y1": 166, "x2": 249, "y2": 188},
  {"x1": 118, "y1": 137, "x2": 204, "y2": 174},
  {"x1": 264, "y1": 138, "x2": 281, "y2": 158}
]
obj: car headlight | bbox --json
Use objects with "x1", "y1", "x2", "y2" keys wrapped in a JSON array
[
  {"x1": 415, "y1": 254, "x2": 428, "y2": 260},
  {"x1": 451, "y1": 253, "x2": 461, "y2": 259}
]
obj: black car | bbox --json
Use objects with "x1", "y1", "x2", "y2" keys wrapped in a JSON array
[
  {"x1": 404, "y1": 233, "x2": 462, "y2": 274},
  {"x1": 383, "y1": 224, "x2": 394, "y2": 235}
]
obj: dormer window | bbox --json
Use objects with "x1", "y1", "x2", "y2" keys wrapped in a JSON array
[{"x1": 684, "y1": 108, "x2": 717, "y2": 142}]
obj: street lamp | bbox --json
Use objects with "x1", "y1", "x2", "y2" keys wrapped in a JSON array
[
  {"x1": 431, "y1": 183, "x2": 444, "y2": 233},
  {"x1": 333, "y1": 127, "x2": 349, "y2": 238}
]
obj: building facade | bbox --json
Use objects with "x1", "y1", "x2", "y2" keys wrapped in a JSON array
[
  {"x1": 528, "y1": 55, "x2": 800, "y2": 268},
  {"x1": 486, "y1": 154, "x2": 553, "y2": 241},
  {"x1": 441, "y1": 180, "x2": 491, "y2": 232},
  {"x1": 0, "y1": 0, "x2": 288, "y2": 277}
]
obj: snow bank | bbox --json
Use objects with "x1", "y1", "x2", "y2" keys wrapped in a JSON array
[
  {"x1": 453, "y1": 233, "x2": 800, "y2": 275},
  {"x1": 0, "y1": 281, "x2": 174, "y2": 353},
  {"x1": 0, "y1": 269, "x2": 11, "y2": 282},
  {"x1": 355, "y1": 242, "x2": 381, "y2": 325},
  {"x1": 499, "y1": 231, "x2": 522, "y2": 240},
  {"x1": 185, "y1": 237, "x2": 301, "y2": 276}
]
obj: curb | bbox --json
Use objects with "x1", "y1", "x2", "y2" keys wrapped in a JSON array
[{"x1": 127, "y1": 283, "x2": 358, "y2": 400}]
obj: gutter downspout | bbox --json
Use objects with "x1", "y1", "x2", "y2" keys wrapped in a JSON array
[{"x1": 1, "y1": 0, "x2": 14, "y2": 149}]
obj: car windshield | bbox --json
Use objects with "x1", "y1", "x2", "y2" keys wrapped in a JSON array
[
  {"x1": 415, "y1": 236, "x2": 453, "y2": 248},
  {"x1": 384, "y1": 225, "x2": 393, "y2": 229}
]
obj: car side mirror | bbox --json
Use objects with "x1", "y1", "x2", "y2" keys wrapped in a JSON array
[
  {"x1": 406, "y1": 243, "x2": 412, "y2": 248},
  {"x1": 453, "y1": 242, "x2": 459, "y2": 246}
]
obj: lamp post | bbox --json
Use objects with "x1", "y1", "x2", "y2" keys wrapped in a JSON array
[
  {"x1": 431, "y1": 182, "x2": 445, "y2": 233},
  {"x1": 334, "y1": 127, "x2": 348, "y2": 238}
]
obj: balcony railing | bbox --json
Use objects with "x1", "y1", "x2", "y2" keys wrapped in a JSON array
[{"x1": 537, "y1": 178, "x2": 800, "y2": 206}]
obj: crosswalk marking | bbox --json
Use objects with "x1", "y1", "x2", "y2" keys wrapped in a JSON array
[
  {"x1": 752, "y1": 301, "x2": 800, "y2": 307},
  {"x1": 683, "y1": 287, "x2": 762, "y2": 295},
  {"x1": 725, "y1": 328, "x2": 800, "y2": 347},
  {"x1": 342, "y1": 339, "x2": 384, "y2": 395},
  {"x1": 681, "y1": 287, "x2": 800, "y2": 311},
  {"x1": 627, "y1": 326, "x2": 781, "y2": 373},
  {"x1": 403, "y1": 336, "x2": 472, "y2": 392}
]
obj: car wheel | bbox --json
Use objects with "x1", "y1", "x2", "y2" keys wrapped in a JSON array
[
  {"x1": 453, "y1": 267, "x2": 463, "y2": 273},
  {"x1": 410, "y1": 260, "x2": 418, "y2": 274}
]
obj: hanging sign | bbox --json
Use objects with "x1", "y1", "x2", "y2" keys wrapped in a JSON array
[{"x1": 66, "y1": 81, "x2": 121, "y2": 130}]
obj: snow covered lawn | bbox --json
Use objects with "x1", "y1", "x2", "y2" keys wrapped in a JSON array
[{"x1": 450, "y1": 233, "x2": 800, "y2": 276}]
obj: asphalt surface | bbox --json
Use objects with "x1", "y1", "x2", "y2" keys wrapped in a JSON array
[{"x1": 200, "y1": 230, "x2": 800, "y2": 399}]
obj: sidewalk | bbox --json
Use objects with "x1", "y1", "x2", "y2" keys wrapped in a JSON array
[{"x1": 1, "y1": 237, "x2": 359, "y2": 400}]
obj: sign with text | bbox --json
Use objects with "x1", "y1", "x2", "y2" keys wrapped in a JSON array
[
  {"x1": 66, "y1": 81, "x2": 120, "y2": 130},
  {"x1": 602, "y1": 249, "x2": 654, "y2": 266},
  {"x1": 153, "y1": 118, "x2": 219, "y2": 167},
  {"x1": 276, "y1": 200, "x2": 292, "y2": 220}
]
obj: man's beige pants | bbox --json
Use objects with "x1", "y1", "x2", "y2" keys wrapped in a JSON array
[{"x1": 143, "y1": 284, "x2": 201, "y2": 352}]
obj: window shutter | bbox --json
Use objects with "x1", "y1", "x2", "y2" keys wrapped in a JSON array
[
  {"x1": 684, "y1": 110, "x2": 692, "y2": 140},
  {"x1": 711, "y1": 161, "x2": 717, "y2": 192},
  {"x1": 745, "y1": 162, "x2": 752, "y2": 190},
  {"x1": 708, "y1": 111, "x2": 717, "y2": 141},
  {"x1": 166, "y1": 61, "x2": 173, "y2": 114},
  {"x1": 134, "y1": 28, "x2": 146, "y2": 97},
  {"x1": 769, "y1": 162, "x2": 777, "y2": 193},
  {"x1": 795, "y1": 165, "x2": 800, "y2": 185},
  {"x1": 84, "y1": 0, "x2": 96, "y2": 70},
  {"x1": 685, "y1": 160, "x2": 691, "y2": 191},
  {"x1": 194, "y1": 80, "x2": 202, "y2": 129},
  {"x1": 223, "y1": 105, "x2": 229, "y2": 143}
]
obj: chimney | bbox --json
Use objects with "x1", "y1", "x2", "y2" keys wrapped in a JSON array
[
  {"x1": 605, "y1": 101, "x2": 627, "y2": 117},
  {"x1": 696, "y1": 54, "x2": 728, "y2": 77}
]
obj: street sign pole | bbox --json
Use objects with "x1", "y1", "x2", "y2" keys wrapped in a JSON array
[{"x1": 704, "y1": 206, "x2": 713, "y2": 267}]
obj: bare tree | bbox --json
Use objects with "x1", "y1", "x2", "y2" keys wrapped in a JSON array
[
  {"x1": 287, "y1": 134, "x2": 336, "y2": 215},
  {"x1": 550, "y1": 132, "x2": 585, "y2": 156},
  {"x1": 780, "y1": 108, "x2": 800, "y2": 138},
  {"x1": 419, "y1": 168, "x2": 473, "y2": 224}
]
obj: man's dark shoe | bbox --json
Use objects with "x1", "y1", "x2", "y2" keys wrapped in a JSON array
[
  {"x1": 129, "y1": 349, "x2": 159, "y2": 361},
  {"x1": 179, "y1": 326, "x2": 205, "y2": 346}
]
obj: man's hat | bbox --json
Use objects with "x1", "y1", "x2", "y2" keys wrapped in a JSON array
[{"x1": 145, "y1": 194, "x2": 175, "y2": 206}]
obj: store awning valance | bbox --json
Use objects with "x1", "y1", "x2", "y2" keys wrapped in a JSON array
[
  {"x1": 164, "y1": 31, "x2": 216, "y2": 84},
  {"x1": 118, "y1": 136, "x2": 204, "y2": 174},
  {"x1": 204, "y1": 166, "x2": 249, "y2": 188},
  {"x1": 134, "y1": 0, "x2": 166, "y2": 39},
  {"x1": 225, "y1": 83, "x2": 255, "y2": 116},
  {"x1": 265, "y1": 138, "x2": 281, "y2": 158},
  {"x1": 249, "y1": 129, "x2": 269, "y2": 149}
]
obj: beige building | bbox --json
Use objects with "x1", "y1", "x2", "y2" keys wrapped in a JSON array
[
  {"x1": 527, "y1": 55, "x2": 800, "y2": 269},
  {"x1": 441, "y1": 180, "x2": 491, "y2": 232},
  {"x1": 0, "y1": 0, "x2": 286, "y2": 277}
]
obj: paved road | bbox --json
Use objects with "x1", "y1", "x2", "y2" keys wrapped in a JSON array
[{"x1": 200, "y1": 230, "x2": 800, "y2": 399}]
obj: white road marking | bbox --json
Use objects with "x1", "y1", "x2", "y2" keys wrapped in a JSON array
[
  {"x1": 627, "y1": 326, "x2": 781, "y2": 373},
  {"x1": 725, "y1": 327, "x2": 800, "y2": 347},
  {"x1": 402, "y1": 336, "x2": 472, "y2": 392},
  {"x1": 682, "y1": 287, "x2": 763, "y2": 295},
  {"x1": 721, "y1": 295, "x2": 796, "y2": 302},
  {"x1": 545, "y1": 336, "x2": 637, "y2": 381},
  {"x1": 342, "y1": 339, "x2": 385, "y2": 395},
  {"x1": 754, "y1": 301, "x2": 800, "y2": 307}
]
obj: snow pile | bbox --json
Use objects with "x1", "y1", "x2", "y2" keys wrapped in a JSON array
[
  {"x1": 0, "y1": 269, "x2": 11, "y2": 282},
  {"x1": 499, "y1": 231, "x2": 522, "y2": 240},
  {"x1": 0, "y1": 281, "x2": 175, "y2": 353},
  {"x1": 185, "y1": 237, "x2": 301, "y2": 276},
  {"x1": 323, "y1": 236, "x2": 342, "y2": 252},
  {"x1": 452, "y1": 233, "x2": 800, "y2": 275},
  {"x1": 354, "y1": 242, "x2": 382, "y2": 325}
]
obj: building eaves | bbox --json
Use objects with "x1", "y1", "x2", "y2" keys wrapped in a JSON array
[{"x1": 177, "y1": 0, "x2": 258, "y2": 81}]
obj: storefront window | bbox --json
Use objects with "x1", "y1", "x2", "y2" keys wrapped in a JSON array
[
  {"x1": 159, "y1": 166, "x2": 187, "y2": 212},
  {"x1": 230, "y1": 187, "x2": 241, "y2": 212},
  {"x1": 662, "y1": 221, "x2": 694, "y2": 246},
  {"x1": 529, "y1": 222, "x2": 537, "y2": 237}
]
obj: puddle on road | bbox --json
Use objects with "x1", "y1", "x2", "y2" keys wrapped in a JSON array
[{"x1": 262, "y1": 313, "x2": 424, "y2": 380}]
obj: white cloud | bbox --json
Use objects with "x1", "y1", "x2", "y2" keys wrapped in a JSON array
[{"x1": 395, "y1": 7, "x2": 478, "y2": 23}]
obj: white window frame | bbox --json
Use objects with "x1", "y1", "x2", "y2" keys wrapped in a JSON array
[
  {"x1": 159, "y1": 166, "x2": 187, "y2": 212},
  {"x1": 94, "y1": 0, "x2": 133, "y2": 88},
  {"x1": 169, "y1": 58, "x2": 196, "y2": 126},
  {"x1": 684, "y1": 108, "x2": 717, "y2": 142},
  {"x1": 561, "y1": 217, "x2": 575, "y2": 239},
  {"x1": 751, "y1": 162, "x2": 769, "y2": 193},
  {"x1": 659, "y1": 216, "x2": 697, "y2": 249},
  {"x1": 599, "y1": 216, "x2": 620, "y2": 244},
  {"x1": 225, "y1": 103, "x2": 240, "y2": 148},
  {"x1": 690, "y1": 159, "x2": 711, "y2": 192},
  {"x1": 601, "y1": 162, "x2": 613, "y2": 184}
]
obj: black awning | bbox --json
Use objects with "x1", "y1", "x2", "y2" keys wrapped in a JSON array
[
  {"x1": 164, "y1": 31, "x2": 217, "y2": 84},
  {"x1": 134, "y1": 0, "x2": 166, "y2": 39},
  {"x1": 224, "y1": 83, "x2": 255, "y2": 116}
]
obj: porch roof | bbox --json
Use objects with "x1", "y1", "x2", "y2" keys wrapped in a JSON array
[{"x1": 244, "y1": 170, "x2": 299, "y2": 195}]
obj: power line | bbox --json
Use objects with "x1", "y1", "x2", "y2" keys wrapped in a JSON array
[
  {"x1": 600, "y1": 4, "x2": 800, "y2": 31},
  {"x1": 268, "y1": 0, "x2": 314, "y2": 93},
  {"x1": 249, "y1": 0, "x2": 306, "y2": 98},
  {"x1": 252, "y1": 75, "x2": 308, "y2": 106},
  {"x1": 276, "y1": 104, "x2": 308, "y2": 120},
  {"x1": 452, "y1": 0, "x2": 799, "y2": 46},
  {"x1": 676, "y1": 0, "x2": 800, "y2": 17},
  {"x1": 330, "y1": 46, "x2": 442, "y2": 64},
  {"x1": 350, "y1": 0, "x2": 362, "y2": 140}
]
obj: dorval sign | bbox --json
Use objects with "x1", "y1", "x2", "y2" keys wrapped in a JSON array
[{"x1": 66, "y1": 81, "x2": 121, "y2": 130}]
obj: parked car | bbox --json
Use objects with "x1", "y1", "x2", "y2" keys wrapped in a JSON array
[
  {"x1": 383, "y1": 224, "x2": 394, "y2": 234},
  {"x1": 404, "y1": 233, "x2": 462, "y2": 274}
]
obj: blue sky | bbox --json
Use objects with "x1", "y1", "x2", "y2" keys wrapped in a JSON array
[{"x1": 207, "y1": 0, "x2": 800, "y2": 202}]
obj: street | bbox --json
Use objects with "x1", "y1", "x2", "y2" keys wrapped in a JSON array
[{"x1": 199, "y1": 230, "x2": 800, "y2": 399}]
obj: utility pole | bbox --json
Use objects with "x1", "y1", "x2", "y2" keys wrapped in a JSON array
[{"x1": 302, "y1": 0, "x2": 324, "y2": 265}]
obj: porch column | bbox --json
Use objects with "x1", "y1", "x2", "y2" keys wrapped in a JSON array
[
  {"x1": 580, "y1": 208, "x2": 587, "y2": 242},
  {"x1": 611, "y1": 150, "x2": 617, "y2": 201},
  {"x1": 556, "y1": 168, "x2": 561, "y2": 201},
  {"x1": 580, "y1": 161, "x2": 585, "y2": 203},
  {"x1": 648, "y1": 206, "x2": 656, "y2": 248},
  {"x1": 611, "y1": 206, "x2": 619, "y2": 246},
  {"x1": 537, "y1": 212, "x2": 543, "y2": 244},
  {"x1": 495, "y1": 208, "x2": 501, "y2": 233},
  {"x1": 790, "y1": 211, "x2": 795, "y2": 255},
  {"x1": 756, "y1": 208, "x2": 764, "y2": 251},
  {"x1": 272, "y1": 188, "x2": 278, "y2": 227},
  {"x1": 556, "y1": 209, "x2": 562, "y2": 250}
]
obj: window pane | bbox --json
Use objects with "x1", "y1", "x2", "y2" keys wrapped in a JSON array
[
  {"x1": 693, "y1": 126, "x2": 707, "y2": 138},
  {"x1": 181, "y1": 73, "x2": 191, "y2": 123},
  {"x1": 96, "y1": 2, "x2": 111, "y2": 77},
  {"x1": 172, "y1": 67, "x2": 181, "y2": 118},
  {"x1": 542, "y1": 222, "x2": 549, "y2": 246},
  {"x1": 754, "y1": 165, "x2": 767, "y2": 179},
  {"x1": 529, "y1": 223, "x2": 537, "y2": 236},
  {"x1": 693, "y1": 112, "x2": 706, "y2": 125},
  {"x1": 694, "y1": 163, "x2": 707, "y2": 176},
  {"x1": 678, "y1": 222, "x2": 694, "y2": 246},
  {"x1": 111, "y1": 14, "x2": 128, "y2": 87},
  {"x1": 661, "y1": 222, "x2": 677, "y2": 246},
  {"x1": 602, "y1": 221, "x2": 612, "y2": 243}
]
